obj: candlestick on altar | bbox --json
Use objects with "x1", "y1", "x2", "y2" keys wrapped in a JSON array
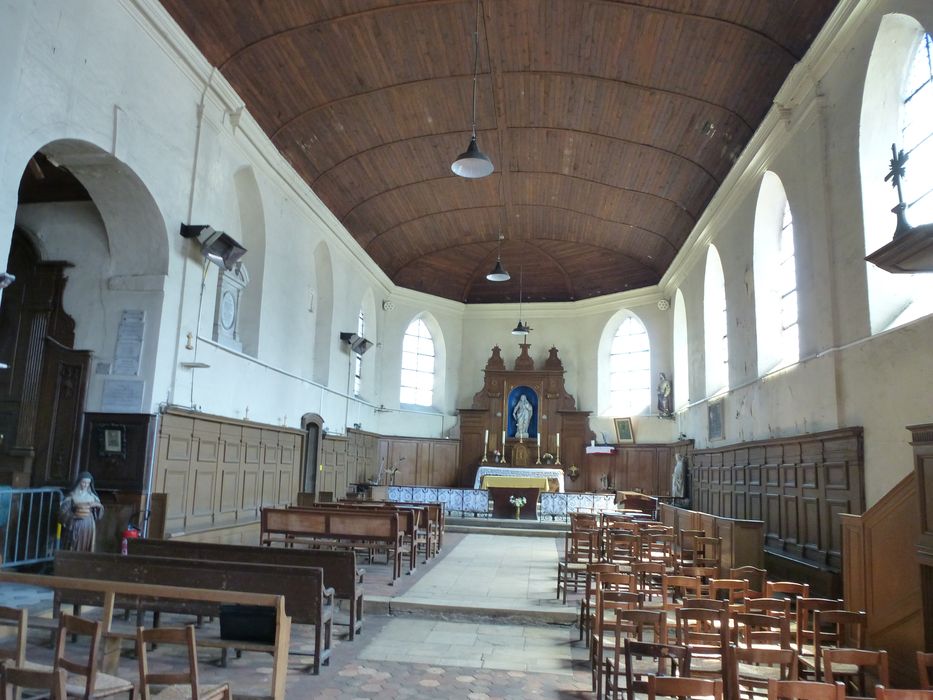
[
  {"x1": 536, "y1": 444, "x2": 541, "y2": 464},
  {"x1": 483, "y1": 429, "x2": 489, "y2": 463},
  {"x1": 556, "y1": 432, "x2": 561, "y2": 465}
]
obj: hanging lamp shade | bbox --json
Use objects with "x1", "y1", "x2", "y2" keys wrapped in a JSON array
[
  {"x1": 486, "y1": 258, "x2": 510, "y2": 282},
  {"x1": 452, "y1": 136, "x2": 493, "y2": 178},
  {"x1": 511, "y1": 320, "x2": 530, "y2": 336}
]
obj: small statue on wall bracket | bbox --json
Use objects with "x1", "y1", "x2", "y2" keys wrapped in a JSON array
[{"x1": 657, "y1": 372, "x2": 674, "y2": 419}]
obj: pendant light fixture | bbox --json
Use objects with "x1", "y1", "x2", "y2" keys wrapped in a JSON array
[
  {"x1": 486, "y1": 233, "x2": 510, "y2": 282},
  {"x1": 451, "y1": 0, "x2": 493, "y2": 179},
  {"x1": 511, "y1": 265, "x2": 532, "y2": 335}
]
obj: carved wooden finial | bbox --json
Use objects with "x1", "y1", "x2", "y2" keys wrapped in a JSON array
[
  {"x1": 514, "y1": 343, "x2": 535, "y2": 370},
  {"x1": 485, "y1": 345, "x2": 506, "y2": 370},
  {"x1": 544, "y1": 346, "x2": 563, "y2": 371}
]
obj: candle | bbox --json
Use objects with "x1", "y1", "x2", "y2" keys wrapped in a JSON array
[
  {"x1": 502, "y1": 430, "x2": 506, "y2": 447},
  {"x1": 556, "y1": 432, "x2": 560, "y2": 447},
  {"x1": 484, "y1": 429, "x2": 489, "y2": 448},
  {"x1": 537, "y1": 433, "x2": 541, "y2": 446}
]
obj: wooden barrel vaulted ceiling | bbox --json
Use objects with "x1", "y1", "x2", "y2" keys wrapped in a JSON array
[{"x1": 161, "y1": 0, "x2": 838, "y2": 303}]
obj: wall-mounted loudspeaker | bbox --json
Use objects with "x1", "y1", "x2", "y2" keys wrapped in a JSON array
[
  {"x1": 179, "y1": 224, "x2": 247, "y2": 271},
  {"x1": 339, "y1": 332, "x2": 374, "y2": 355}
]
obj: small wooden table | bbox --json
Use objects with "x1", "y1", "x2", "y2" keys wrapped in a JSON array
[{"x1": 488, "y1": 487, "x2": 540, "y2": 520}]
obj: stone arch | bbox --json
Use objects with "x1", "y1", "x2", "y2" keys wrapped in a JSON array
[
  {"x1": 13, "y1": 139, "x2": 168, "y2": 412},
  {"x1": 860, "y1": 13, "x2": 933, "y2": 333},
  {"x1": 704, "y1": 245, "x2": 728, "y2": 397},
  {"x1": 596, "y1": 307, "x2": 651, "y2": 416},
  {"x1": 673, "y1": 289, "x2": 689, "y2": 410},
  {"x1": 233, "y1": 165, "x2": 266, "y2": 356},
  {"x1": 399, "y1": 311, "x2": 447, "y2": 409}
]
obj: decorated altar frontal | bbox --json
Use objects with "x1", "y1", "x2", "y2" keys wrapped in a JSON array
[
  {"x1": 473, "y1": 466, "x2": 566, "y2": 492},
  {"x1": 385, "y1": 485, "x2": 615, "y2": 520}
]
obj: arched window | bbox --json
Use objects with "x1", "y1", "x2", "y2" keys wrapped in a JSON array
[
  {"x1": 353, "y1": 308, "x2": 364, "y2": 396},
  {"x1": 903, "y1": 32, "x2": 933, "y2": 224},
  {"x1": 754, "y1": 173, "x2": 799, "y2": 374},
  {"x1": 704, "y1": 246, "x2": 728, "y2": 396},
  {"x1": 673, "y1": 289, "x2": 689, "y2": 410},
  {"x1": 861, "y1": 18, "x2": 933, "y2": 333},
  {"x1": 400, "y1": 317, "x2": 435, "y2": 407},
  {"x1": 608, "y1": 315, "x2": 651, "y2": 416}
]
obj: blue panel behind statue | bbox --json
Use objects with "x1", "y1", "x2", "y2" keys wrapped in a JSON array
[{"x1": 507, "y1": 387, "x2": 538, "y2": 439}]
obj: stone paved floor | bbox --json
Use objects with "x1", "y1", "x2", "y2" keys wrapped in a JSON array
[{"x1": 1, "y1": 527, "x2": 596, "y2": 698}]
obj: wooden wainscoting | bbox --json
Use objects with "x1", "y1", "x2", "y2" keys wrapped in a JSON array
[
  {"x1": 154, "y1": 408, "x2": 303, "y2": 536},
  {"x1": 581, "y1": 440, "x2": 693, "y2": 496},
  {"x1": 379, "y1": 434, "x2": 460, "y2": 487},
  {"x1": 841, "y1": 472, "x2": 923, "y2": 686},
  {"x1": 659, "y1": 502, "x2": 764, "y2": 570},
  {"x1": 691, "y1": 428, "x2": 864, "y2": 572}
]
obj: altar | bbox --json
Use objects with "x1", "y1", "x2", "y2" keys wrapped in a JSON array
[{"x1": 473, "y1": 466, "x2": 566, "y2": 493}]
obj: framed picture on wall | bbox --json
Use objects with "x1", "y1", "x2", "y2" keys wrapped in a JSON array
[
  {"x1": 708, "y1": 399, "x2": 725, "y2": 441},
  {"x1": 614, "y1": 417, "x2": 635, "y2": 444}
]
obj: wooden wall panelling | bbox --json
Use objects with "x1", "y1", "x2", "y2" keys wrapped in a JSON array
[
  {"x1": 691, "y1": 428, "x2": 863, "y2": 573},
  {"x1": 156, "y1": 414, "x2": 191, "y2": 534},
  {"x1": 187, "y1": 419, "x2": 220, "y2": 531},
  {"x1": 239, "y1": 426, "x2": 261, "y2": 520},
  {"x1": 320, "y1": 436, "x2": 340, "y2": 496},
  {"x1": 431, "y1": 440, "x2": 459, "y2": 486},
  {"x1": 214, "y1": 423, "x2": 240, "y2": 526},
  {"x1": 277, "y1": 432, "x2": 298, "y2": 505},
  {"x1": 841, "y1": 473, "x2": 923, "y2": 685},
  {"x1": 152, "y1": 410, "x2": 303, "y2": 536},
  {"x1": 907, "y1": 423, "x2": 933, "y2": 652}
]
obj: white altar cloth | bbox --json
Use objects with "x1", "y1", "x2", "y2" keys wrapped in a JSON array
[{"x1": 473, "y1": 466, "x2": 565, "y2": 493}]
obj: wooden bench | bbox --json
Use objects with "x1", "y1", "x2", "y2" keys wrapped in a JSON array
[
  {"x1": 340, "y1": 500, "x2": 445, "y2": 559},
  {"x1": 0, "y1": 571, "x2": 290, "y2": 699},
  {"x1": 294, "y1": 503, "x2": 425, "y2": 570},
  {"x1": 53, "y1": 550, "x2": 334, "y2": 674},
  {"x1": 261, "y1": 507, "x2": 404, "y2": 582},
  {"x1": 127, "y1": 538, "x2": 364, "y2": 640}
]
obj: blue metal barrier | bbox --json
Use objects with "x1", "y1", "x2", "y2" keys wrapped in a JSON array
[{"x1": 0, "y1": 486, "x2": 63, "y2": 568}]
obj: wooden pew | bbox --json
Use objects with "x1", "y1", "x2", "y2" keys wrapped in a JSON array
[
  {"x1": 127, "y1": 539, "x2": 364, "y2": 640},
  {"x1": 0, "y1": 571, "x2": 290, "y2": 700},
  {"x1": 53, "y1": 550, "x2": 334, "y2": 674},
  {"x1": 341, "y1": 500, "x2": 445, "y2": 559},
  {"x1": 261, "y1": 507, "x2": 404, "y2": 582},
  {"x1": 295, "y1": 502, "x2": 425, "y2": 570}
]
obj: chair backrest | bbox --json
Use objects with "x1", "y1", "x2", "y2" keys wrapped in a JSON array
[
  {"x1": 54, "y1": 614, "x2": 103, "y2": 700},
  {"x1": 137, "y1": 625, "x2": 200, "y2": 700},
  {"x1": 566, "y1": 528, "x2": 600, "y2": 563},
  {"x1": 0, "y1": 606, "x2": 27, "y2": 666},
  {"x1": 918, "y1": 651, "x2": 933, "y2": 690},
  {"x1": 710, "y1": 578, "x2": 748, "y2": 606},
  {"x1": 746, "y1": 597, "x2": 792, "y2": 619},
  {"x1": 675, "y1": 607, "x2": 729, "y2": 650},
  {"x1": 624, "y1": 639, "x2": 691, "y2": 700},
  {"x1": 731, "y1": 646, "x2": 798, "y2": 681},
  {"x1": 662, "y1": 575, "x2": 702, "y2": 610},
  {"x1": 679, "y1": 529, "x2": 705, "y2": 556},
  {"x1": 795, "y1": 598, "x2": 843, "y2": 653},
  {"x1": 824, "y1": 648, "x2": 888, "y2": 697},
  {"x1": 682, "y1": 597, "x2": 728, "y2": 611},
  {"x1": 876, "y1": 687, "x2": 933, "y2": 700},
  {"x1": 731, "y1": 612, "x2": 791, "y2": 649},
  {"x1": 767, "y1": 581, "x2": 811, "y2": 608},
  {"x1": 605, "y1": 531, "x2": 640, "y2": 563},
  {"x1": 695, "y1": 536, "x2": 722, "y2": 568},
  {"x1": 648, "y1": 674, "x2": 723, "y2": 700},
  {"x1": 812, "y1": 610, "x2": 867, "y2": 678},
  {"x1": 730, "y1": 566, "x2": 768, "y2": 597},
  {"x1": 0, "y1": 666, "x2": 67, "y2": 700},
  {"x1": 571, "y1": 512, "x2": 599, "y2": 531},
  {"x1": 768, "y1": 679, "x2": 845, "y2": 700},
  {"x1": 616, "y1": 609, "x2": 668, "y2": 644}
]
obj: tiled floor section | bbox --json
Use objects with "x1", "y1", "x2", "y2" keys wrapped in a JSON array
[{"x1": 1, "y1": 529, "x2": 596, "y2": 698}]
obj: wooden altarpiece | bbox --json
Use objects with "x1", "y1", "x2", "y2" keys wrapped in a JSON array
[{"x1": 457, "y1": 344, "x2": 593, "y2": 488}]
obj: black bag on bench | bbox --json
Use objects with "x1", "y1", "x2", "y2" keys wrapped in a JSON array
[{"x1": 219, "y1": 604, "x2": 276, "y2": 644}]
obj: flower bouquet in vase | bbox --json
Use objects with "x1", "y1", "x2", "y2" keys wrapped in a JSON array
[{"x1": 509, "y1": 495, "x2": 527, "y2": 519}]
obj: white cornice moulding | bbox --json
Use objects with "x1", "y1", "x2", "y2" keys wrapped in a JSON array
[{"x1": 461, "y1": 285, "x2": 663, "y2": 321}]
